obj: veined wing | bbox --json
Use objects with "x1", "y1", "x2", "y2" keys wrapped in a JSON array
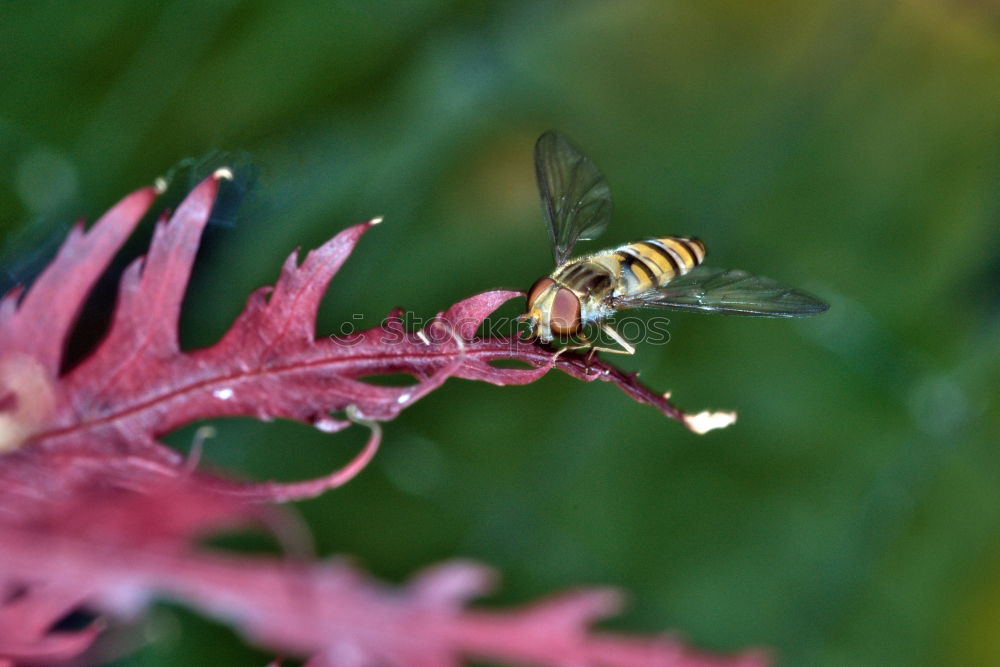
[
  {"x1": 534, "y1": 130, "x2": 612, "y2": 265},
  {"x1": 612, "y1": 266, "x2": 828, "y2": 317}
]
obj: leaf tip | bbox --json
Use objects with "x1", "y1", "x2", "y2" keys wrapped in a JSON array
[
  {"x1": 685, "y1": 410, "x2": 738, "y2": 435},
  {"x1": 213, "y1": 166, "x2": 235, "y2": 181}
]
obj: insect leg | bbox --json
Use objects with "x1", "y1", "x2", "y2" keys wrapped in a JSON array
[
  {"x1": 547, "y1": 325, "x2": 633, "y2": 374},
  {"x1": 553, "y1": 333, "x2": 604, "y2": 373},
  {"x1": 597, "y1": 322, "x2": 636, "y2": 355}
]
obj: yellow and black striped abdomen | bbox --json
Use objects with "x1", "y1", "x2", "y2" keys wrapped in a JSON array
[{"x1": 610, "y1": 236, "x2": 706, "y2": 295}]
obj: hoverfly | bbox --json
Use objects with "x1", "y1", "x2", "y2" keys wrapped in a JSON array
[{"x1": 522, "y1": 130, "x2": 828, "y2": 354}]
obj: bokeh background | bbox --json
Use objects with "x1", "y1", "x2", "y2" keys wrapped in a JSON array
[{"x1": 2, "y1": 1, "x2": 998, "y2": 665}]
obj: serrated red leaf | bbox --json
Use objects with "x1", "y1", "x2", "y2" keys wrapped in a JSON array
[
  {"x1": 0, "y1": 175, "x2": 758, "y2": 665},
  {"x1": 0, "y1": 481, "x2": 767, "y2": 667}
]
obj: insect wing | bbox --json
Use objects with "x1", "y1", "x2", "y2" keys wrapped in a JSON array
[
  {"x1": 614, "y1": 266, "x2": 828, "y2": 317},
  {"x1": 534, "y1": 130, "x2": 612, "y2": 265}
]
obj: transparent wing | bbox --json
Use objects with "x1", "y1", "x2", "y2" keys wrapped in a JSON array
[
  {"x1": 534, "y1": 130, "x2": 612, "y2": 265},
  {"x1": 613, "y1": 266, "x2": 829, "y2": 317}
]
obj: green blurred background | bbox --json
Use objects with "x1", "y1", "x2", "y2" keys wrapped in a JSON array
[{"x1": 2, "y1": 1, "x2": 999, "y2": 665}]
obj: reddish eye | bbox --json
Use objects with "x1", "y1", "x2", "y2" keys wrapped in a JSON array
[
  {"x1": 549, "y1": 288, "x2": 581, "y2": 335},
  {"x1": 526, "y1": 277, "x2": 555, "y2": 309}
]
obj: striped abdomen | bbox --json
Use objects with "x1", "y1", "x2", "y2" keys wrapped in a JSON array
[{"x1": 604, "y1": 236, "x2": 706, "y2": 296}]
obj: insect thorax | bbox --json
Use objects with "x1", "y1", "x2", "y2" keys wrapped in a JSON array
[
  {"x1": 553, "y1": 260, "x2": 612, "y2": 292},
  {"x1": 551, "y1": 259, "x2": 616, "y2": 323}
]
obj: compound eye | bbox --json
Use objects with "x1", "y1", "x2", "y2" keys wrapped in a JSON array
[
  {"x1": 526, "y1": 277, "x2": 555, "y2": 309},
  {"x1": 549, "y1": 288, "x2": 581, "y2": 335}
]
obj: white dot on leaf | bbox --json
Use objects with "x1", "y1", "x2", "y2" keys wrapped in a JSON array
[{"x1": 314, "y1": 418, "x2": 340, "y2": 433}]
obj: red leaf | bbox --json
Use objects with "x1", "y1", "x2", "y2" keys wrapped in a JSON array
[
  {"x1": 0, "y1": 186, "x2": 159, "y2": 375},
  {"x1": 0, "y1": 482, "x2": 767, "y2": 667},
  {"x1": 0, "y1": 174, "x2": 756, "y2": 665},
  {"x1": 2, "y1": 174, "x2": 729, "y2": 500}
]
